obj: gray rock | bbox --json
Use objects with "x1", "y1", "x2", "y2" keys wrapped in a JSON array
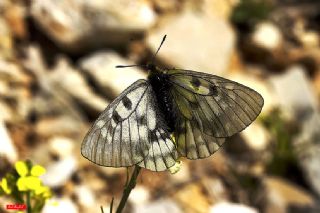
[
  {"x1": 22, "y1": 45, "x2": 108, "y2": 116},
  {"x1": 270, "y1": 65, "x2": 318, "y2": 121},
  {"x1": 270, "y1": 65, "x2": 320, "y2": 196},
  {"x1": 49, "y1": 56, "x2": 109, "y2": 113},
  {"x1": 295, "y1": 112, "x2": 320, "y2": 197},
  {"x1": 30, "y1": 0, "x2": 156, "y2": 52},
  {"x1": 147, "y1": 10, "x2": 235, "y2": 76},
  {"x1": 134, "y1": 199, "x2": 182, "y2": 213},
  {"x1": 79, "y1": 51, "x2": 147, "y2": 97}
]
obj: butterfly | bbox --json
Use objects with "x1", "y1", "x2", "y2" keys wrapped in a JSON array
[{"x1": 81, "y1": 35, "x2": 264, "y2": 172}]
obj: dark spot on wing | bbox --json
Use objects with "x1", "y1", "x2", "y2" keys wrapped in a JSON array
[
  {"x1": 122, "y1": 96, "x2": 132, "y2": 110},
  {"x1": 149, "y1": 130, "x2": 158, "y2": 142},
  {"x1": 190, "y1": 77, "x2": 201, "y2": 88},
  {"x1": 190, "y1": 102, "x2": 199, "y2": 109},
  {"x1": 137, "y1": 115, "x2": 147, "y2": 125},
  {"x1": 209, "y1": 85, "x2": 218, "y2": 96},
  {"x1": 160, "y1": 132, "x2": 168, "y2": 141},
  {"x1": 112, "y1": 111, "x2": 121, "y2": 123}
]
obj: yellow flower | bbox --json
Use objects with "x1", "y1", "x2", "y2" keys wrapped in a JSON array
[
  {"x1": 15, "y1": 161, "x2": 29, "y2": 177},
  {"x1": 16, "y1": 177, "x2": 28, "y2": 191},
  {"x1": 17, "y1": 176, "x2": 41, "y2": 191},
  {"x1": 31, "y1": 165, "x2": 46, "y2": 177},
  {"x1": 1, "y1": 178, "x2": 11, "y2": 194},
  {"x1": 35, "y1": 185, "x2": 51, "y2": 198}
]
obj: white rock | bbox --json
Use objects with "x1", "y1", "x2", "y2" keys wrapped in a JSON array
[
  {"x1": 252, "y1": 22, "x2": 283, "y2": 50},
  {"x1": 240, "y1": 123, "x2": 270, "y2": 151},
  {"x1": 0, "y1": 120, "x2": 18, "y2": 163},
  {"x1": 210, "y1": 202, "x2": 258, "y2": 213},
  {"x1": 128, "y1": 186, "x2": 150, "y2": 206},
  {"x1": 74, "y1": 185, "x2": 95, "y2": 208},
  {"x1": 134, "y1": 199, "x2": 182, "y2": 213},
  {"x1": 147, "y1": 10, "x2": 235, "y2": 76},
  {"x1": 49, "y1": 137, "x2": 75, "y2": 159},
  {"x1": 79, "y1": 51, "x2": 147, "y2": 96},
  {"x1": 31, "y1": 0, "x2": 156, "y2": 52},
  {"x1": 42, "y1": 197, "x2": 78, "y2": 213},
  {"x1": 41, "y1": 155, "x2": 77, "y2": 187}
]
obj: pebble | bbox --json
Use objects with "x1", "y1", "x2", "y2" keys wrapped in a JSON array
[
  {"x1": 41, "y1": 155, "x2": 77, "y2": 187},
  {"x1": 79, "y1": 51, "x2": 147, "y2": 97},
  {"x1": 42, "y1": 197, "x2": 78, "y2": 213},
  {"x1": 30, "y1": 0, "x2": 156, "y2": 52},
  {"x1": 0, "y1": 120, "x2": 18, "y2": 163}
]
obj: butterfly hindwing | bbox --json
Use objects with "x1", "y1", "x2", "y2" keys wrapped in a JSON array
[
  {"x1": 81, "y1": 79, "x2": 178, "y2": 171},
  {"x1": 171, "y1": 89, "x2": 226, "y2": 159},
  {"x1": 167, "y1": 69, "x2": 263, "y2": 159}
]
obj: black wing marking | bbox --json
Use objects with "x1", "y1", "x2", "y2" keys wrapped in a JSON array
[{"x1": 81, "y1": 80, "x2": 178, "y2": 171}]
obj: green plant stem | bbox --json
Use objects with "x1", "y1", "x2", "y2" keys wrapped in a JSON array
[
  {"x1": 115, "y1": 166, "x2": 141, "y2": 213},
  {"x1": 26, "y1": 191, "x2": 32, "y2": 213}
]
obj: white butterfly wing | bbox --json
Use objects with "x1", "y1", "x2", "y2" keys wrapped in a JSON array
[{"x1": 81, "y1": 80, "x2": 178, "y2": 171}]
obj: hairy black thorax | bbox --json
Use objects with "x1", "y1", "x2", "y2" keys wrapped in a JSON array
[{"x1": 148, "y1": 65, "x2": 177, "y2": 133}]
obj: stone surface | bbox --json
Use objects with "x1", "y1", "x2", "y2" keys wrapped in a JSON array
[
  {"x1": 252, "y1": 22, "x2": 283, "y2": 50},
  {"x1": 129, "y1": 186, "x2": 150, "y2": 206},
  {"x1": 202, "y1": 177, "x2": 229, "y2": 203},
  {"x1": 74, "y1": 185, "x2": 96, "y2": 209},
  {"x1": 173, "y1": 183, "x2": 210, "y2": 213},
  {"x1": 79, "y1": 51, "x2": 147, "y2": 97},
  {"x1": 210, "y1": 202, "x2": 258, "y2": 213},
  {"x1": 35, "y1": 116, "x2": 85, "y2": 138},
  {"x1": 240, "y1": 123, "x2": 270, "y2": 152},
  {"x1": 147, "y1": 10, "x2": 235, "y2": 76},
  {"x1": 295, "y1": 112, "x2": 320, "y2": 197},
  {"x1": 134, "y1": 199, "x2": 182, "y2": 213},
  {"x1": 263, "y1": 177, "x2": 315, "y2": 213},
  {"x1": 48, "y1": 137, "x2": 75, "y2": 159},
  {"x1": 41, "y1": 155, "x2": 77, "y2": 187},
  {"x1": 0, "y1": 18, "x2": 13, "y2": 59},
  {"x1": 42, "y1": 197, "x2": 78, "y2": 213},
  {"x1": 270, "y1": 65, "x2": 318, "y2": 120},
  {"x1": 49, "y1": 56, "x2": 109, "y2": 113},
  {"x1": 31, "y1": 0, "x2": 156, "y2": 52},
  {"x1": 0, "y1": 120, "x2": 18, "y2": 163}
]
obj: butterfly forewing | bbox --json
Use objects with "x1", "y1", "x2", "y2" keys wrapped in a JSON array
[
  {"x1": 81, "y1": 79, "x2": 178, "y2": 171},
  {"x1": 169, "y1": 69, "x2": 264, "y2": 138}
]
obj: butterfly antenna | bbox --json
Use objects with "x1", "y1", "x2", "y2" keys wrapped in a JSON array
[
  {"x1": 151, "y1": 34, "x2": 167, "y2": 64},
  {"x1": 116, "y1": 35, "x2": 166, "y2": 68},
  {"x1": 115, "y1": 64, "x2": 146, "y2": 68}
]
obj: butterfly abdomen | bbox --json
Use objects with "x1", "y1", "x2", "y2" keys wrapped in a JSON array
[{"x1": 148, "y1": 72, "x2": 177, "y2": 133}]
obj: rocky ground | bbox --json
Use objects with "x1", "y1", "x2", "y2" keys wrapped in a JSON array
[{"x1": 0, "y1": 0, "x2": 320, "y2": 213}]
